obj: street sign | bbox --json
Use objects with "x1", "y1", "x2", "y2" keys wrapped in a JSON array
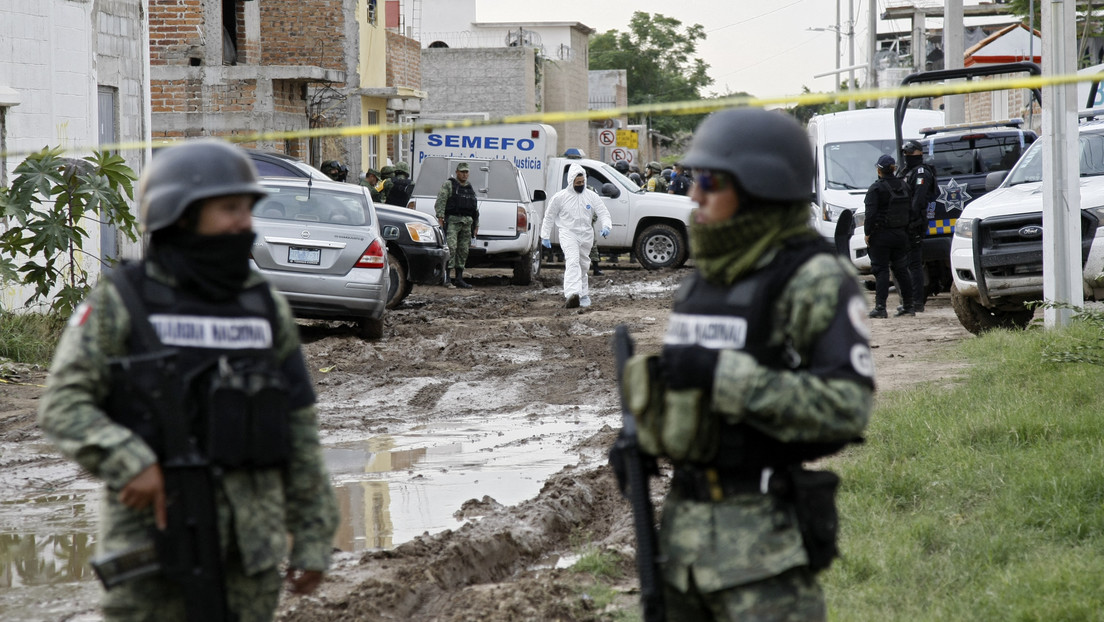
[
  {"x1": 616, "y1": 130, "x2": 638, "y2": 149},
  {"x1": 610, "y1": 147, "x2": 635, "y2": 164},
  {"x1": 598, "y1": 129, "x2": 616, "y2": 146}
]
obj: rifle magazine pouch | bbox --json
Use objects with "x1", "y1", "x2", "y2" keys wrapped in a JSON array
[
  {"x1": 249, "y1": 379, "x2": 291, "y2": 467},
  {"x1": 623, "y1": 354, "x2": 665, "y2": 456},
  {"x1": 660, "y1": 389, "x2": 718, "y2": 463},
  {"x1": 789, "y1": 468, "x2": 841, "y2": 572},
  {"x1": 208, "y1": 371, "x2": 291, "y2": 468}
]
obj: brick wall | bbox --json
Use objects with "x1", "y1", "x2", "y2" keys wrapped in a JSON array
[
  {"x1": 259, "y1": 0, "x2": 346, "y2": 72},
  {"x1": 386, "y1": 30, "x2": 421, "y2": 89},
  {"x1": 149, "y1": 0, "x2": 204, "y2": 65}
]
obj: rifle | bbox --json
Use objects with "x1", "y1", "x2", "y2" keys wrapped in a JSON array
[
  {"x1": 89, "y1": 268, "x2": 230, "y2": 622},
  {"x1": 611, "y1": 325, "x2": 665, "y2": 622}
]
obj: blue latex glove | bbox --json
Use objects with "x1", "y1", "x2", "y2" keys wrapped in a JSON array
[
  {"x1": 541, "y1": 238, "x2": 551, "y2": 248},
  {"x1": 600, "y1": 227, "x2": 611, "y2": 238}
]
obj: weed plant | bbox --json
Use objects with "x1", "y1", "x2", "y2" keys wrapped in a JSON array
[
  {"x1": 825, "y1": 321, "x2": 1104, "y2": 621},
  {"x1": 0, "y1": 311, "x2": 63, "y2": 366}
]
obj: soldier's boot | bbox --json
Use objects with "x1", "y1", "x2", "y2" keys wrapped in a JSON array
[
  {"x1": 592, "y1": 259, "x2": 604, "y2": 276},
  {"x1": 868, "y1": 306, "x2": 888, "y2": 319},
  {"x1": 454, "y1": 268, "x2": 473, "y2": 289},
  {"x1": 894, "y1": 304, "x2": 915, "y2": 317}
]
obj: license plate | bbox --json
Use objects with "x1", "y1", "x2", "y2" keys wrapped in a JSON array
[{"x1": 288, "y1": 246, "x2": 321, "y2": 265}]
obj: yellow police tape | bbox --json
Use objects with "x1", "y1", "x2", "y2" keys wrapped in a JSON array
[{"x1": 4, "y1": 70, "x2": 1104, "y2": 160}]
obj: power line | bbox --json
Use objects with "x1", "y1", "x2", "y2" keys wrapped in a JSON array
[{"x1": 706, "y1": 0, "x2": 806, "y2": 34}]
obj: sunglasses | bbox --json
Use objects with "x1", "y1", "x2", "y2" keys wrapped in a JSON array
[{"x1": 692, "y1": 170, "x2": 733, "y2": 193}]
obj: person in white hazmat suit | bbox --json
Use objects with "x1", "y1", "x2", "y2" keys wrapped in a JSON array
[{"x1": 540, "y1": 163, "x2": 612, "y2": 308}]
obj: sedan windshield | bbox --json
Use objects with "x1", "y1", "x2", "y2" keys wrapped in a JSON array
[{"x1": 254, "y1": 186, "x2": 373, "y2": 226}]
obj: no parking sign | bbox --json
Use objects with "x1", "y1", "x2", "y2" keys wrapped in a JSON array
[
  {"x1": 610, "y1": 147, "x2": 634, "y2": 165},
  {"x1": 598, "y1": 129, "x2": 616, "y2": 147}
]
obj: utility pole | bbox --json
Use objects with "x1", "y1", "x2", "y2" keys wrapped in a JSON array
[
  {"x1": 945, "y1": 0, "x2": 965, "y2": 123},
  {"x1": 868, "y1": 0, "x2": 877, "y2": 107},
  {"x1": 1042, "y1": 0, "x2": 1082, "y2": 327},
  {"x1": 848, "y1": 0, "x2": 855, "y2": 110}
]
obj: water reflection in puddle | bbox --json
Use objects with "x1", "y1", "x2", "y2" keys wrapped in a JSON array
[{"x1": 326, "y1": 409, "x2": 611, "y2": 553}]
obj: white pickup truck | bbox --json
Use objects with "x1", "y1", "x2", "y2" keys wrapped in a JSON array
[
  {"x1": 411, "y1": 122, "x2": 695, "y2": 275},
  {"x1": 948, "y1": 115, "x2": 1104, "y2": 333}
]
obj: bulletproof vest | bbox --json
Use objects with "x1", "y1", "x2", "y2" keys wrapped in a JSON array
[
  {"x1": 384, "y1": 175, "x2": 413, "y2": 207},
  {"x1": 880, "y1": 177, "x2": 911, "y2": 229},
  {"x1": 905, "y1": 163, "x2": 938, "y2": 204},
  {"x1": 445, "y1": 178, "x2": 479, "y2": 217},
  {"x1": 663, "y1": 238, "x2": 851, "y2": 470},
  {"x1": 103, "y1": 262, "x2": 293, "y2": 468}
]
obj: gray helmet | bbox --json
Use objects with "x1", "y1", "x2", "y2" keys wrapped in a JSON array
[
  {"x1": 613, "y1": 160, "x2": 630, "y2": 174},
  {"x1": 139, "y1": 140, "x2": 266, "y2": 233},
  {"x1": 902, "y1": 139, "x2": 924, "y2": 154},
  {"x1": 681, "y1": 108, "x2": 813, "y2": 203},
  {"x1": 646, "y1": 161, "x2": 662, "y2": 173}
]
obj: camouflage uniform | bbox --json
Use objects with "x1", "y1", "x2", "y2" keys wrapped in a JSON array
[
  {"x1": 435, "y1": 174, "x2": 478, "y2": 271},
  {"x1": 38, "y1": 261, "x2": 339, "y2": 622},
  {"x1": 620, "y1": 107, "x2": 874, "y2": 622}
]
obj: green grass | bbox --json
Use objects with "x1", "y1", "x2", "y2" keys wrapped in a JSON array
[
  {"x1": 824, "y1": 320, "x2": 1104, "y2": 621},
  {"x1": 0, "y1": 311, "x2": 64, "y2": 366}
]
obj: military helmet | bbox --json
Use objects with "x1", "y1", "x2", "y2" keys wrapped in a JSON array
[
  {"x1": 646, "y1": 161, "x2": 662, "y2": 173},
  {"x1": 681, "y1": 107, "x2": 813, "y2": 203},
  {"x1": 613, "y1": 160, "x2": 630, "y2": 174},
  {"x1": 394, "y1": 161, "x2": 410, "y2": 175},
  {"x1": 902, "y1": 139, "x2": 924, "y2": 154},
  {"x1": 320, "y1": 160, "x2": 339, "y2": 172},
  {"x1": 138, "y1": 139, "x2": 266, "y2": 234},
  {"x1": 380, "y1": 165, "x2": 395, "y2": 178}
]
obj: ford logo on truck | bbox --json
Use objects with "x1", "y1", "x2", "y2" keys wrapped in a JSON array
[{"x1": 1018, "y1": 225, "x2": 1043, "y2": 240}]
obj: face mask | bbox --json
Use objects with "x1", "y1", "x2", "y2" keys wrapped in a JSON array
[
  {"x1": 152, "y1": 230, "x2": 256, "y2": 300},
  {"x1": 573, "y1": 184, "x2": 585, "y2": 193},
  {"x1": 905, "y1": 154, "x2": 923, "y2": 168}
]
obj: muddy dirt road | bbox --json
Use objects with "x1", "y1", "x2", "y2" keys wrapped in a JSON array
[{"x1": 0, "y1": 262, "x2": 976, "y2": 621}]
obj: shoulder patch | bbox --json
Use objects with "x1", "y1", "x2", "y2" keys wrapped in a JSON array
[{"x1": 70, "y1": 301, "x2": 93, "y2": 327}]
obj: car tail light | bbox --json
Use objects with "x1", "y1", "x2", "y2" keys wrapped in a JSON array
[
  {"x1": 516, "y1": 206, "x2": 527, "y2": 230},
  {"x1": 355, "y1": 239, "x2": 386, "y2": 269}
]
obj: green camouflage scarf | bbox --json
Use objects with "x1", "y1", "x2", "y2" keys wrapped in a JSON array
[{"x1": 689, "y1": 205, "x2": 812, "y2": 285}]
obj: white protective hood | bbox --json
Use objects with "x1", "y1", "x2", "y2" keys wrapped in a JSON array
[{"x1": 540, "y1": 163, "x2": 612, "y2": 241}]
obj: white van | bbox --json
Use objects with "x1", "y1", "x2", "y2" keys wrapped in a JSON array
[{"x1": 808, "y1": 108, "x2": 944, "y2": 271}]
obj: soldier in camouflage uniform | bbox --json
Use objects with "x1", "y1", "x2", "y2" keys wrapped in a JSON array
[
  {"x1": 435, "y1": 161, "x2": 479, "y2": 288},
  {"x1": 362, "y1": 168, "x2": 382, "y2": 202},
  {"x1": 618, "y1": 108, "x2": 874, "y2": 621},
  {"x1": 381, "y1": 161, "x2": 413, "y2": 207},
  {"x1": 377, "y1": 165, "x2": 394, "y2": 202},
  {"x1": 644, "y1": 161, "x2": 668, "y2": 193},
  {"x1": 38, "y1": 140, "x2": 339, "y2": 622}
]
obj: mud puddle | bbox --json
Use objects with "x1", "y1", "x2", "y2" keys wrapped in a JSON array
[{"x1": 327, "y1": 407, "x2": 617, "y2": 552}]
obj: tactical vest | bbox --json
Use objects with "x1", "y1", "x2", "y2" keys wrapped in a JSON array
[
  {"x1": 663, "y1": 239, "x2": 858, "y2": 471},
  {"x1": 384, "y1": 176, "x2": 413, "y2": 207},
  {"x1": 445, "y1": 178, "x2": 479, "y2": 218},
  {"x1": 103, "y1": 263, "x2": 296, "y2": 468}
]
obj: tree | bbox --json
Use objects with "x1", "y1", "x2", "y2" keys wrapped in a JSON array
[
  {"x1": 0, "y1": 147, "x2": 139, "y2": 315},
  {"x1": 786, "y1": 86, "x2": 850, "y2": 125},
  {"x1": 589, "y1": 12, "x2": 714, "y2": 137},
  {"x1": 1006, "y1": 0, "x2": 1102, "y2": 67}
]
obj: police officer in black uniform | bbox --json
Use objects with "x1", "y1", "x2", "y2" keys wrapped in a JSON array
[
  {"x1": 898, "y1": 139, "x2": 938, "y2": 313},
  {"x1": 864, "y1": 154, "x2": 915, "y2": 318}
]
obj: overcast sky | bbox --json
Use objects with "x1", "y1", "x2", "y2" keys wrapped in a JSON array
[{"x1": 476, "y1": 0, "x2": 1004, "y2": 101}]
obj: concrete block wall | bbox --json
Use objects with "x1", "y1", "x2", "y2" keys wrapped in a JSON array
[
  {"x1": 1, "y1": 0, "x2": 147, "y2": 310},
  {"x1": 420, "y1": 47, "x2": 537, "y2": 118},
  {"x1": 259, "y1": 0, "x2": 346, "y2": 73}
]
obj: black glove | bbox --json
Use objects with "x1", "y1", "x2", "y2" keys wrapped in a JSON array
[
  {"x1": 608, "y1": 430, "x2": 659, "y2": 497},
  {"x1": 659, "y1": 346, "x2": 719, "y2": 391}
]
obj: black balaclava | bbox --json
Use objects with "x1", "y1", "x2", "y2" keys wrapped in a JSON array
[
  {"x1": 904, "y1": 153, "x2": 924, "y2": 169},
  {"x1": 150, "y1": 206, "x2": 255, "y2": 300}
]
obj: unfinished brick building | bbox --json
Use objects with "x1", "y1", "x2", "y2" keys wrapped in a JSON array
[{"x1": 148, "y1": 0, "x2": 350, "y2": 166}]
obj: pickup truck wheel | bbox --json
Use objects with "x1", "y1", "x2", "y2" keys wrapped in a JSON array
[
  {"x1": 512, "y1": 243, "x2": 541, "y2": 285},
  {"x1": 357, "y1": 315, "x2": 385, "y2": 340},
  {"x1": 386, "y1": 250, "x2": 412, "y2": 310},
  {"x1": 950, "y1": 284, "x2": 1034, "y2": 335},
  {"x1": 635, "y1": 224, "x2": 688, "y2": 270}
]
